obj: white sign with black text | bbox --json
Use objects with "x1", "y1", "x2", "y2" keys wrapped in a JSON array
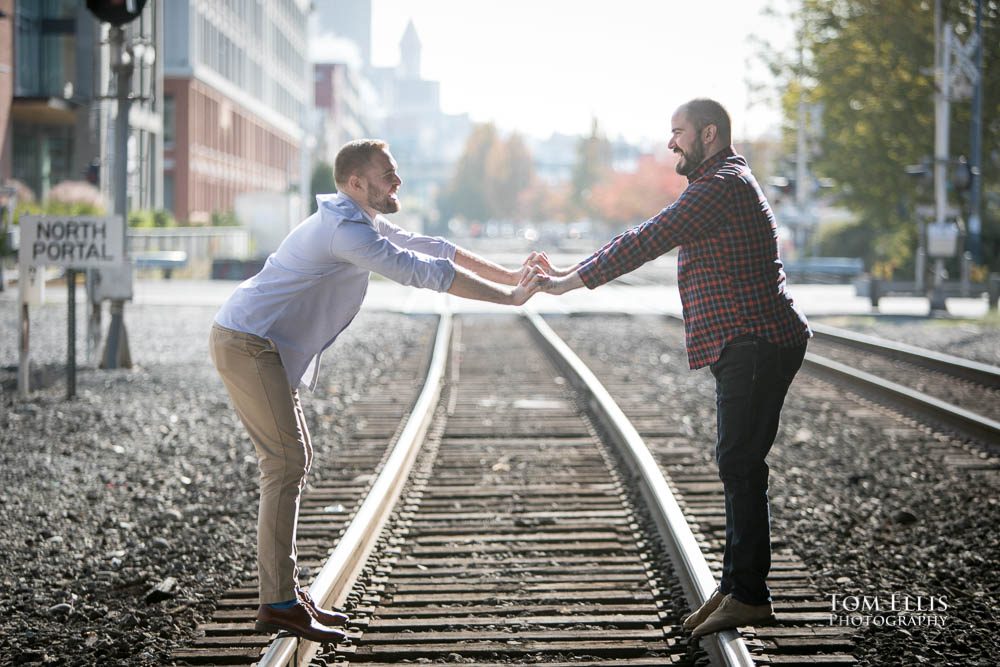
[{"x1": 18, "y1": 215, "x2": 124, "y2": 268}]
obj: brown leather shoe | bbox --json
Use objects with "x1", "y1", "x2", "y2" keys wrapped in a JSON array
[
  {"x1": 296, "y1": 587, "x2": 350, "y2": 627},
  {"x1": 255, "y1": 603, "x2": 347, "y2": 643}
]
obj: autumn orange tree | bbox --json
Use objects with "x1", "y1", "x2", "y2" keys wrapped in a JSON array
[{"x1": 589, "y1": 154, "x2": 688, "y2": 226}]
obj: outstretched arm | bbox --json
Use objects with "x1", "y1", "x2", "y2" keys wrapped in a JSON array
[
  {"x1": 541, "y1": 270, "x2": 585, "y2": 296},
  {"x1": 448, "y1": 264, "x2": 544, "y2": 305},
  {"x1": 453, "y1": 247, "x2": 521, "y2": 286}
]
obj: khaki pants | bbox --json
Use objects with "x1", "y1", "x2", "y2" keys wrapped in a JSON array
[{"x1": 209, "y1": 323, "x2": 313, "y2": 604}]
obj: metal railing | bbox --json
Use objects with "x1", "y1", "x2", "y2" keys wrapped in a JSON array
[{"x1": 127, "y1": 226, "x2": 251, "y2": 260}]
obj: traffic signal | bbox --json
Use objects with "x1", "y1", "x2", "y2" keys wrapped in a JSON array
[
  {"x1": 952, "y1": 157, "x2": 973, "y2": 192},
  {"x1": 86, "y1": 0, "x2": 148, "y2": 26}
]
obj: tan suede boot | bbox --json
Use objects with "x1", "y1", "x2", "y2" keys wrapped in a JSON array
[
  {"x1": 691, "y1": 594, "x2": 775, "y2": 638},
  {"x1": 682, "y1": 588, "x2": 727, "y2": 632}
]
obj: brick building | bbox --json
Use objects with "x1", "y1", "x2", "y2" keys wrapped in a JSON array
[{"x1": 163, "y1": 0, "x2": 310, "y2": 224}]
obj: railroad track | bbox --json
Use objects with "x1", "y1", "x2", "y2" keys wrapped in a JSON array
[
  {"x1": 173, "y1": 311, "x2": 1000, "y2": 667},
  {"x1": 804, "y1": 322, "x2": 1000, "y2": 448},
  {"x1": 173, "y1": 313, "x2": 775, "y2": 666}
]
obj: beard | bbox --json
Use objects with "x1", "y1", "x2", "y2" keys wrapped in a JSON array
[
  {"x1": 368, "y1": 190, "x2": 400, "y2": 214},
  {"x1": 675, "y1": 141, "x2": 705, "y2": 176}
]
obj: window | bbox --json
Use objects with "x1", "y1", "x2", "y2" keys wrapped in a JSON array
[{"x1": 164, "y1": 95, "x2": 176, "y2": 148}]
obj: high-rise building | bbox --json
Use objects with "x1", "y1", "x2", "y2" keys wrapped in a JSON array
[
  {"x1": 313, "y1": 0, "x2": 371, "y2": 70},
  {"x1": 163, "y1": 0, "x2": 311, "y2": 224},
  {"x1": 314, "y1": 61, "x2": 374, "y2": 164}
]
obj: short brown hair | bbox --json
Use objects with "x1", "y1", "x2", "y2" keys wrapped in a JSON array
[
  {"x1": 334, "y1": 139, "x2": 388, "y2": 186},
  {"x1": 679, "y1": 99, "x2": 732, "y2": 145}
]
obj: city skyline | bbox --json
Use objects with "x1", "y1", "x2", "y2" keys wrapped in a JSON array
[{"x1": 367, "y1": 0, "x2": 796, "y2": 145}]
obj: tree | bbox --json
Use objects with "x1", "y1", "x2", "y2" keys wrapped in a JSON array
[
  {"x1": 570, "y1": 118, "x2": 613, "y2": 218},
  {"x1": 438, "y1": 123, "x2": 498, "y2": 223},
  {"x1": 589, "y1": 154, "x2": 688, "y2": 225},
  {"x1": 439, "y1": 124, "x2": 538, "y2": 223},
  {"x1": 485, "y1": 132, "x2": 534, "y2": 220},
  {"x1": 310, "y1": 161, "x2": 336, "y2": 214},
  {"x1": 768, "y1": 0, "x2": 1000, "y2": 274},
  {"x1": 517, "y1": 180, "x2": 571, "y2": 223}
]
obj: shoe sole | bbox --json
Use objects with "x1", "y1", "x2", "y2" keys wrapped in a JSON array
[
  {"x1": 691, "y1": 613, "x2": 776, "y2": 638},
  {"x1": 253, "y1": 620, "x2": 345, "y2": 644}
]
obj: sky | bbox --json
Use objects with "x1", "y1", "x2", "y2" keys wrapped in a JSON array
[{"x1": 367, "y1": 0, "x2": 796, "y2": 145}]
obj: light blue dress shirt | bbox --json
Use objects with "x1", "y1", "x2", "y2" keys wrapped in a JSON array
[{"x1": 215, "y1": 192, "x2": 457, "y2": 390}]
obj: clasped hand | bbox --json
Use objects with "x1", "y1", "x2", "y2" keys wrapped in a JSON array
[{"x1": 514, "y1": 251, "x2": 575, "y2": 305}]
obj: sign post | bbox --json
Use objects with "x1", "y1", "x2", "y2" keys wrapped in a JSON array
[{"x1": 17, "y1": 215, "x2": 126, "y2": 397}]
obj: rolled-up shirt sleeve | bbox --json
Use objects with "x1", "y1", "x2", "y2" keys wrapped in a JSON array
[
  {"x1": 375, "y1": 217, "x2": 457, "y2": 260},
  {"x1": 332, "y1": 221, "x2": 456, "y2": 291}
]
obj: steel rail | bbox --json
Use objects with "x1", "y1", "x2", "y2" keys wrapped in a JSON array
[
  {"x1": 811, "y1": 322, "x2": 1000, "y2": 389},
  {"x1": 257, "y1": 312, "x2": 453, "y2": 667},
  {"x1": 803, "y1": 351, "x2": 1000, "y2": 444},
  {"x1": 663, "y1": 313, "x2": 998, "y2": 442},
  {"x1": 524, "y1": 311, "x2": 756, "y2": 667}
]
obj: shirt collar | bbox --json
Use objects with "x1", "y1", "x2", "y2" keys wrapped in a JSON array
[
  {"x1": 316, "y1": 191, "x2": 374, "y2": 224},
  {"x1": 687, "y1": 145, "x2": 736, "y2": 183}
]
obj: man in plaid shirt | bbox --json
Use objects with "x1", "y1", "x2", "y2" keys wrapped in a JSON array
[{"x1": 534, "y1": 98, "x2": 811, "y2": 637}]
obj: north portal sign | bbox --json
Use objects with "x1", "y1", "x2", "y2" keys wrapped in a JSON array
[{"x1": 19, "y1": 215, "x2": 124, "y2": 268}]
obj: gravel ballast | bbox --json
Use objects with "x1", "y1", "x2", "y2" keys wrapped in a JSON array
[{"x1": 0, "y1": 301, "x2": 434, "y2": 665}]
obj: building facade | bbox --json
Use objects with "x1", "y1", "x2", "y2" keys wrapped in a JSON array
[
  {"x1": 313, "y1": 61, "x2": 374, "y2": 164},
  {"x1": 312, "y1": 0, "x2": 371, "y2": 71},
  {"x1": 0, "y1": 0, "x2": 12, "y2": 185},
  {"x1": 7, "y1": 0, "x2": 162, "y2": 210},
  {"x1": 163, "y1": 0, "x2": 310, "y2": 224}
]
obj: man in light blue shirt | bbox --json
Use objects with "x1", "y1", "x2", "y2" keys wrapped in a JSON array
[{"x1": 209, "y1": 139, "x2": 543, "y2": 642}]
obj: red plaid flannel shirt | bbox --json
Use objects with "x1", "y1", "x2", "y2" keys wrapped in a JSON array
[{"x1": 578, "y1": 147, "x2": 811, "y2": 369}]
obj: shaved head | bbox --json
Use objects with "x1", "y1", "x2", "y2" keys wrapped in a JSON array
[{"x1": 677, "y1": 99, "x2": 732, "y2": 146}]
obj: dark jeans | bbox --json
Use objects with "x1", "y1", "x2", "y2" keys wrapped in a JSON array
[{"x1": 710, "y1": 335, "x2": 806, "y2": 605}]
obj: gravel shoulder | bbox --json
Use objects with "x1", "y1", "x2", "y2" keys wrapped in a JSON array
[{"x1": 0, "y1": 303, "x2": 434, "y2": 666}]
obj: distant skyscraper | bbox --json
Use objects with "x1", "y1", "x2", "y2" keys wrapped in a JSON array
[
  {"x1": 313, "y1": 0, "x2": 372, "y2": 70},
  {"x1": 399, "y1": 19, "x2": 420, "y2": 80}
]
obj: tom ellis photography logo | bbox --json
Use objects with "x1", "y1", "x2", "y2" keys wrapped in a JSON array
[{"x1": 829, "y1": 593, "x2": 948, "y2": 627}]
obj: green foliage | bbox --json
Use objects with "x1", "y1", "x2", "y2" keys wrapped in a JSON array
[
  {"x1": 310, "y1": 161, "x2": 336, "y2": 214},
  {"x1": 211, "y1": 210, "x2": 239, "y2": 227},
  {"x1": 12, "y1": 200, "x2": 104, "y2": 225},
  {"x1": 128, "y1": 209, "x2": 177, "y2": 228},
  {"x1": 771, "y1": 0, "x2": 1000, "y2": 275}
]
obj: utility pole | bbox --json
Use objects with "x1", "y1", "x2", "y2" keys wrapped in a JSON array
[
  {"x1": 930, "y1": 0, "x2": 951, "y2": 312},
  {"x1": 795, "y1": 23, "x2": 811, "y2": 253},
  {"x1": 101, "y1": 24, "x2": 133, "y2": 368},
  {"x1": 968, "y1": 0, "x2": 984, "y2": 264},
  {"x1": 86, "y1": 0, "x2": 149, "y2": 368}
]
